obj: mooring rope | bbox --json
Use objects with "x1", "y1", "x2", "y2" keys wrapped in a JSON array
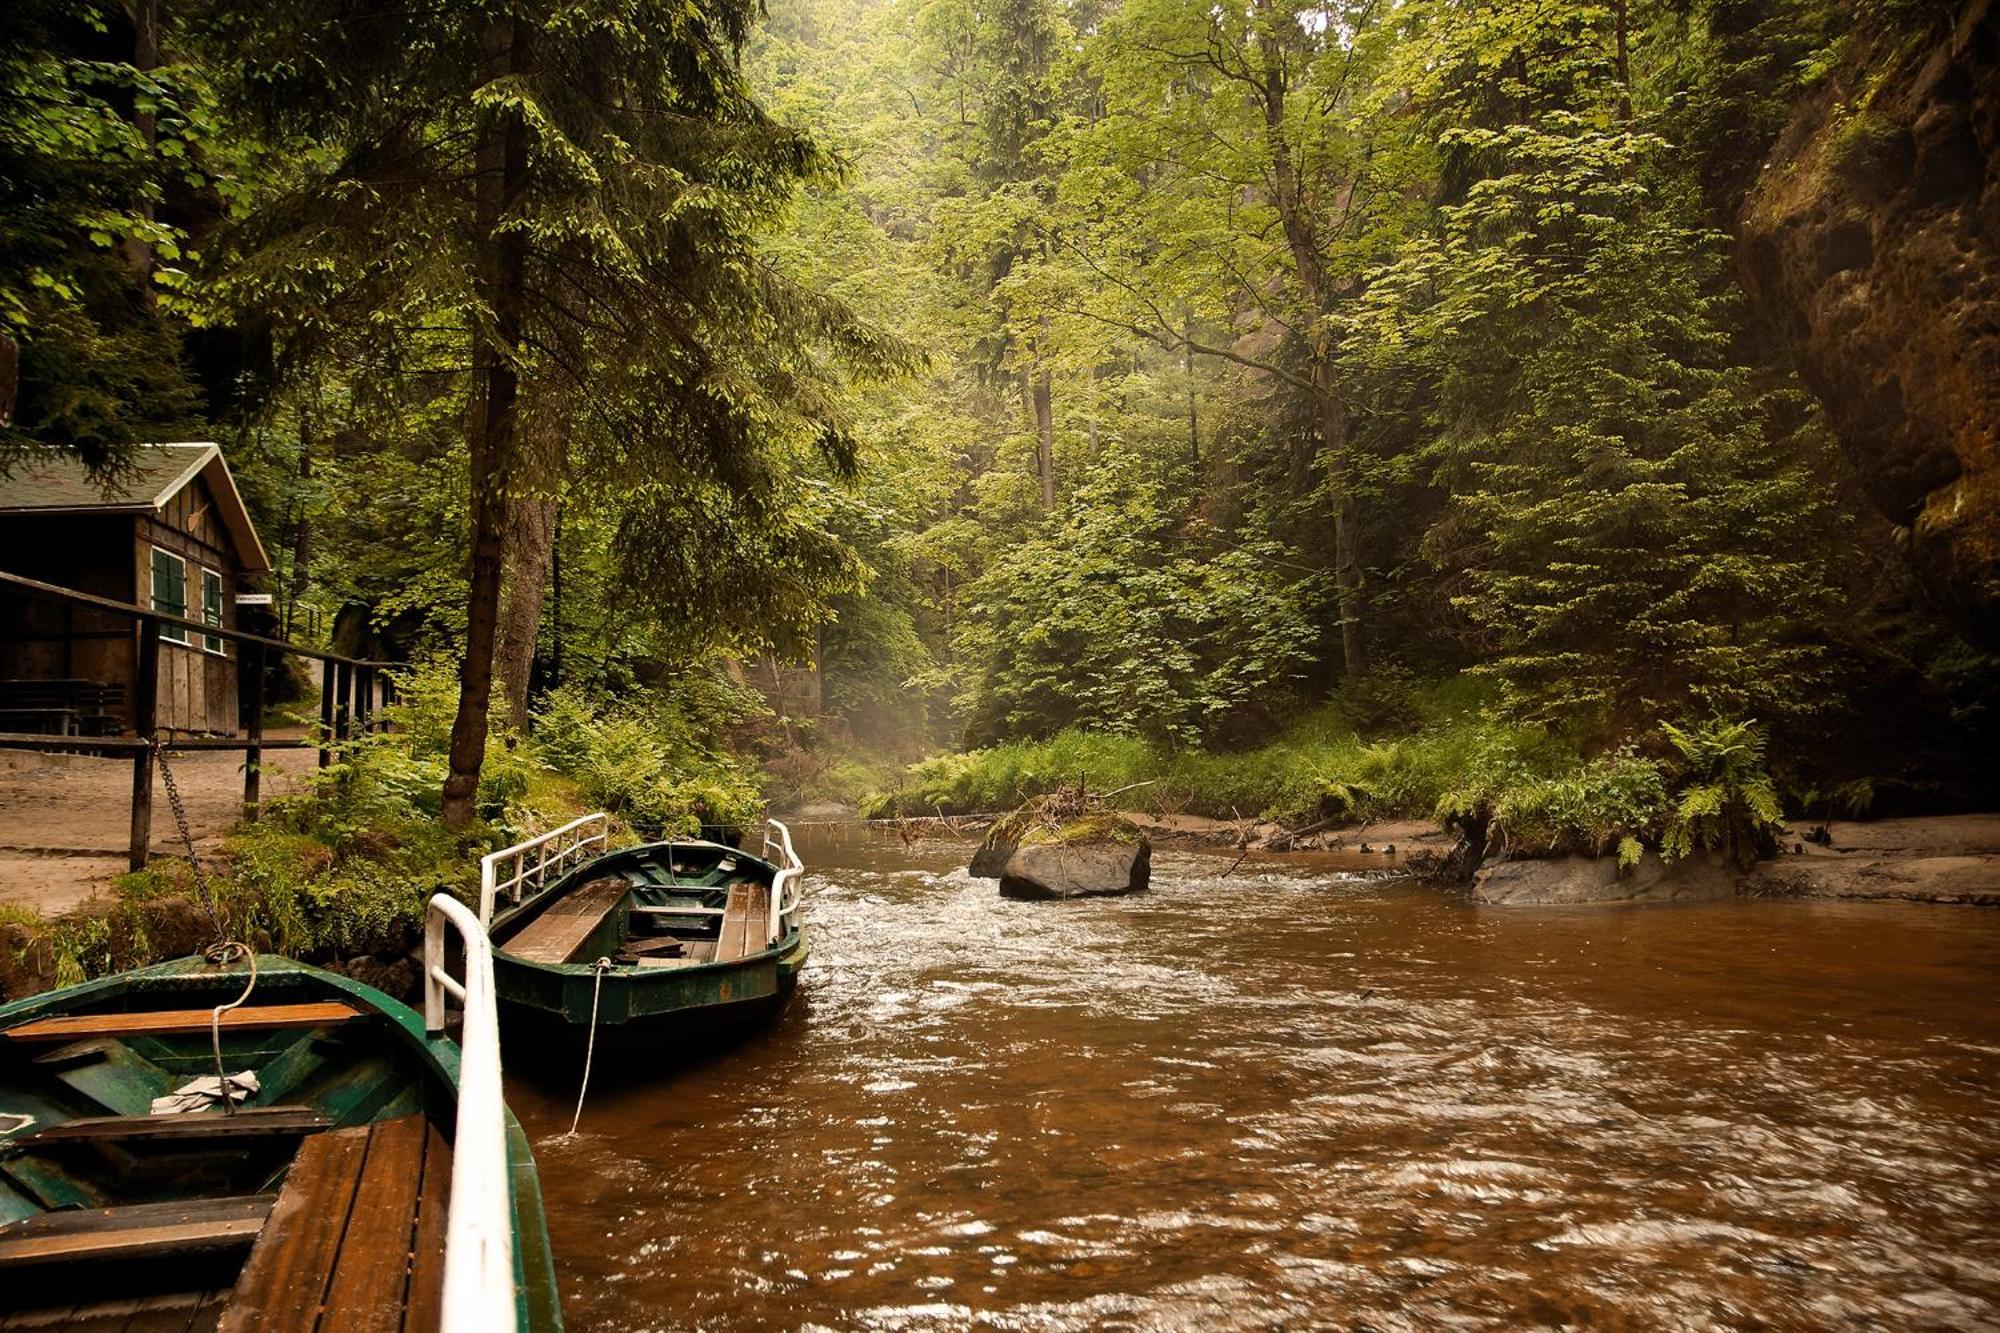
[
  {"x1": 563, "y1": 957, "x2": 613, "y2": 1139},
  {"x1": 201, "y1": 941, "x2": 258, "y2": 1116}
]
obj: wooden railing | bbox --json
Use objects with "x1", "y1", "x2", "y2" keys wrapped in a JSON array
[{"x1": 0, "y1": 569, "x2": 398, "y2": 869}]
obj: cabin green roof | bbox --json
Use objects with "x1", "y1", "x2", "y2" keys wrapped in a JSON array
[{"x1": 0, "y1": 443, "x2": 271, "y2": 573}]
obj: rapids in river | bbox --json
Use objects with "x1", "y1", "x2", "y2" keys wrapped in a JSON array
[{"x1": 510, "y1": 837, "x2": 2000, "y2": 1330}]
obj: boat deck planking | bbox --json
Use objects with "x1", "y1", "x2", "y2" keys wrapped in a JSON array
[
  {"x1": 221, "y1": 1112, "x2": 447, "y2": 1333},
  {"x1": 502, "y1": 876, "x2": 630, "y2": 965}
]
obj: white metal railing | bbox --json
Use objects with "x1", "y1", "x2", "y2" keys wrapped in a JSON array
[
  {"x1": 479, "y1": 812, "x2": 609, "y2": 928},
  {"x1": 762, "y1": 818, "x2": 805, "y2": 945},
  {"x1": 422, "y1": 893, "x2": 519, "y2": 1333}
]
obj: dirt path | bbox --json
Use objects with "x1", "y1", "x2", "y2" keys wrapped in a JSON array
[{"x1": 0, "y1": 738, "x2": 318, "y2": 918}]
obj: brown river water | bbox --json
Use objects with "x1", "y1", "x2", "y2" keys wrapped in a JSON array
[{"x1": 508, "y1": 837, "x2": 2000, "y2": 1331}]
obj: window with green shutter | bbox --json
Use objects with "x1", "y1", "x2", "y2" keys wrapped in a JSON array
[
  {"x1": 151, "y1": 548, "x2": 188, "y2": 644},
  {"x1": 201, "y1": 568, "x2": 226, "y2": 655}
]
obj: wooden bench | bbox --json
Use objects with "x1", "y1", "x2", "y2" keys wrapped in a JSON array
[
  {"x1": 502, "y1": 876, "x2": 630, "y2": 964},
  {"x1": 221, "y1": 1113, "x2": 450, "y2": 1333},
  {"x1": 3, "y1": 1003, "x2": 361, "y2": 1044},
  {"x1": 0, "y1": 1194, "x2": 275, "y2": 1270},
  {"x1": 713, "y1": 883, "x2": 771, "y2": 963},
  {"x1": 9, "y1": 1107, "x2": 331, "y2": 1151}
]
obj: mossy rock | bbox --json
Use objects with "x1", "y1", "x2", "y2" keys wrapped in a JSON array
[
  {"x1": 1018, "y1": 812, "x2": 1144, "y2": 848},
  {"x1": 969, "y1": 808, "x2": 1036, "y2": 877}
]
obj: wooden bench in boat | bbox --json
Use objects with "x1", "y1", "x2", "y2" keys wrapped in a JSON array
[
  {"x1": 502, "y1": 875, "x2": 629, "y2": 965},
  {"x1": 713, "y1": 883, "x2": 771, "y2": 963},
  {"x1": 221, "y1": 1113, "x2": 450, "y2": 1333},
  {"x1": 3, "y1": 1002, "x2": 362, "y2": 1044},
  {"x1": 9, "y1": 1106, "x2": 332, "y2": 1152},
  {"x1": 0, "y1": 1193, "x2": 275, "y2": 1269}
]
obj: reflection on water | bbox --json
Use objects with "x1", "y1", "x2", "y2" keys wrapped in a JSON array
[{"x1": 507, "y1": 835, "x2": 2000, "y2": 1330}]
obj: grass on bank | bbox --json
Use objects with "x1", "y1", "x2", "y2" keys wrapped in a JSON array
[{"x1": 863, "y1": 679, "x2": 1790, "y2": 871}]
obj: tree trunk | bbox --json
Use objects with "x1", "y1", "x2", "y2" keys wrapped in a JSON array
[
  {"x1": 1613, "y1": 0, "x2": 1633, "y2": 122},
  {"x1": 1257, "y1": 24, "x2": 1363, "y2": 677},
  {"x1": 1183, "y1": 315, "x2": 1200, "y2": 466},
  {"x1": 287, "y1": 406, "x2": 312, "y2": 638},
  {"x1": 1032, "y1": 366, "x2": 1055, "y2": 509},
  {"x1": 1318, "y1": 365, "x2": 1365, "y2": 678},
  {"x1": 121, "y1": 0, "x2": 159, "y2": 293},
  {"x1": 442, "y1": 15, "x2": 533, "y2": 830},
  {"x1": 494, "y1": 493, "x2": 555, "y2": 731}
]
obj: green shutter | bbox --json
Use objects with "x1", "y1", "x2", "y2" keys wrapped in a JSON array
[
  {"x1": 202, "y1": 569, "x2": 225, "y2": 653},
  {"x1": 151, "y1": 549, "x2": 188, "y2": 642}
]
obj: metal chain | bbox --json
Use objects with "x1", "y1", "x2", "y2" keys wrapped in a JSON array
[{"x1": 153, "y1": 739, "x2": 225, "y2": 938}]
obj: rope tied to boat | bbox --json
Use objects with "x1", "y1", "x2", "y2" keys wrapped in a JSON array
[
  {"x1": 200, "y1": 940, "x2": 258, "y2": 1116},
  {"x1": 562, "y1": 956, "x2": 613, "y2": 1139}
]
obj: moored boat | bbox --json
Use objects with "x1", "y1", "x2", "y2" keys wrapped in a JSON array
[
  {"x1": 0, "y1": 895, "x2": 561, "y2": 1331},
  {"x1": 480, "y1": 815, "x2": 808, "y2": 1056}
]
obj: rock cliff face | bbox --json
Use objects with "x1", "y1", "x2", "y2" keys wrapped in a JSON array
[{"x1": 1730, "y1": 0, "x2": 1999, "y2": 644}]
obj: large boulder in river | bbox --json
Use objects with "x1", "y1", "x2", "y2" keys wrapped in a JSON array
[{"x1": 998, "y1": 815, "x2": 1151, "y2": 900}]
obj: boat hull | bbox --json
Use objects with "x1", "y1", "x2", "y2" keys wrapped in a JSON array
[{"x1": 495, "y1": 927, "x2": 809, "y2": 1062}]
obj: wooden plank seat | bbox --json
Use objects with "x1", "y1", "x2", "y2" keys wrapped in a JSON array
[
  {"x1": 502, "y1": 875, "x2": 630, "y2": 965},
  {"x1": 0, "y1": 1194, "x2": 275, "y2": 1270},
  {"x1": 8, "y1": 1107, "x2": 332, "y2": 1151},
  {"x1": 221, "y1": 1113, "x2": 450, "y2": 1333},
  {"x1": 4, "y1": 1003, "x2": 362, "y2": 1044},
  {"x1": 713, "y1": 883, "x2": 771, "y2": 963}
]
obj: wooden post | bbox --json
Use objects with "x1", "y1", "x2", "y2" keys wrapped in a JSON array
[
  {"x1": 318, "y1": 658, "x2": 335, "y2": 769},
  {"x1": 129, "y1": 619, "x2": 159, "y2": 872},
  {"x1": 242, "y1": 641, "x2": 265, "y2": 820},
  {"x1": 355, "y1": 665, "x2": 373, "y2": 736},
  {"x1": 334, "y1": 660, "x2": 353, "y2": 746}
]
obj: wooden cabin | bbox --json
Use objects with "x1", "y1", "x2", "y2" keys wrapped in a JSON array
[{"x1": 0, "y1": 442, "x2": 271, "y2": 737}]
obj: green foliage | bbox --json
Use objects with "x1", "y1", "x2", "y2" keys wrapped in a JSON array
[
  {"x1": 0, "y1": 1, "x2": 204, "y2": 471},
  {"x1": 951, "y1": 447, "x2": 1326, "y2": 747},
  {"x1": 530, "y1": 681, "x2": 765, "y2": 837},
  {"x1": 1482, "y1": 752, "x2": 1672, "y2": 863},
  {"x1": 1355, "y1": 51, "x2": 1843, "y2": 736},
  {"x1": 869, "y1": 701, "x2": 1562, "y2": 827},
  {"x1": 1660, "y1": 718, "x2": 1785, "y2": 870}
]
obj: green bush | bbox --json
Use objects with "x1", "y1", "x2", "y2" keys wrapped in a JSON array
[
  {"x1": 1661, "y1": 718, "x2": 1785, "y2": 869},
  {"x1": 529, "y1": 682, "x2": 763, "y2": 836}
]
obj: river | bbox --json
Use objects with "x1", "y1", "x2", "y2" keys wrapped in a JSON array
[{"x1": 508, "y1": 837, "x2": 2000, "y2": 1330}]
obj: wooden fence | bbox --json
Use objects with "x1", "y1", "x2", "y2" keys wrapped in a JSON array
[{"x1": 0, "y1": 569, "x2": 398, "y2": 870}]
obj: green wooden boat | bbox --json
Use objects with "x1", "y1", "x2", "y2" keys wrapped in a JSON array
[
  {"x1": 480, "y1": 816, "x2": 808, "y2": 1056},
  {"x1": 0, "y1": 895, "x2": 561, "y2": 1332}
]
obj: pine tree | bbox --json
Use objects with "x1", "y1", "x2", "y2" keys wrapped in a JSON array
[{"x1": 192, "y1": 0, "x2": 901, "y2": 824}]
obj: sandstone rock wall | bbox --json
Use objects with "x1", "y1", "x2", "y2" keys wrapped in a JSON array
[{"x1": 1731, "y1": 0, "x2": 1999, "y2": 644}]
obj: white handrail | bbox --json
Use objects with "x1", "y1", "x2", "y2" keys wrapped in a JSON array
[
  {"x1": 422, "y1": 893, "x2": 519, "y2": 1333},
  {"x1": 480, "y1": 812, "x2": 609, "y2": 927},
  {"x1": 762, "y1": 818, "x2": 804, "y2": 945}
]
